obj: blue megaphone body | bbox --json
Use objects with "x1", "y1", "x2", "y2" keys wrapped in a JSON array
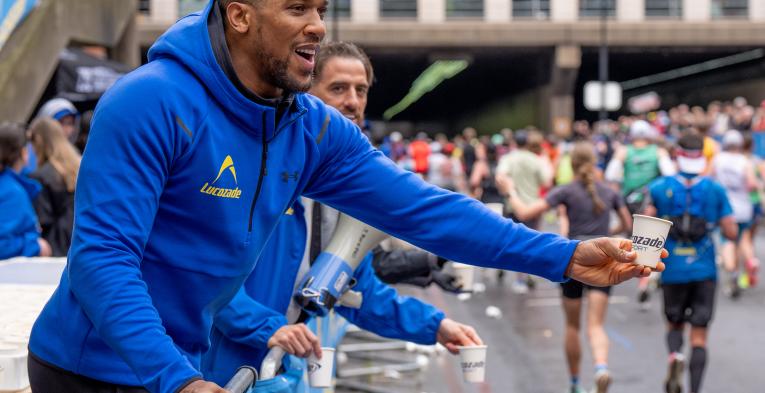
[{"x1": 293, "y1": 213, "x2": 388, "y2": 317}]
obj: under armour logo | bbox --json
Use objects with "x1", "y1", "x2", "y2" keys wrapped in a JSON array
[{"x1": 281, "y1": 171, "x2": 299, "y2": 182}]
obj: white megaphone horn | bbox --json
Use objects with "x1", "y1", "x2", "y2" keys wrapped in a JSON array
[{"x1": 293, "y1": 213, "x2": 388, "y2": 316}]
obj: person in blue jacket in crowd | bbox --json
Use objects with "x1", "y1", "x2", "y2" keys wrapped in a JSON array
[
  {"x1": 202, "y1": 200, "x2": 478, "y2": 386},
  {"x1": 28, "y1": 2, "x2": 665, "y2": 393},
  {"x1": 0, "y1": 122, "x2": 52, "y2": 259}
]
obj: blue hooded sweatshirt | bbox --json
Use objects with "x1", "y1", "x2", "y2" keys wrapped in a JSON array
[
  {"x1": 201, "y1": 201, "x2": 445, "y2": 385},
  {"x1": 0, "y1": 168, "x2": 42, "y2": 259},
  {"x1": 29, "y1": 2, "x2": 577, "y2": 392}
]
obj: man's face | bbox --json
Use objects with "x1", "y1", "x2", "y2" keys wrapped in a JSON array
[
  {"x1": 310, "y1": 57, "x2": 369, "y2": 127},
  {"x1": 244, "y1": 0, "x2": 327, "y2": 95}
]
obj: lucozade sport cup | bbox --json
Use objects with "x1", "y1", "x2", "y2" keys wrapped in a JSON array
[{"x1": 631, "y1": 215, "x2": 672, "y2": 268}]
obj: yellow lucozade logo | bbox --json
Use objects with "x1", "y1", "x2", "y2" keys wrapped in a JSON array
[{"x1": 200, "y1": 155, "x2": 242, "y2": 199}]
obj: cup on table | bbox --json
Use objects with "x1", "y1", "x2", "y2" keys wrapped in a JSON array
[
  {"x1": 307, "y1": 347, "x2": 335, "y2": 388},
  {"x1": 457, "y1": 345, "x2": 487, "y2": 383},
  {"x1": 631, "y1": 214, "x2": 673, "y2": 268},
  {"x1": 452, "y1": 263, "x2": 475, "y2": 291}
]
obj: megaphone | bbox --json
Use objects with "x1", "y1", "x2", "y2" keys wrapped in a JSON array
[{"x1": 293, "y1": 213, "x2": 388, "y2": 317}]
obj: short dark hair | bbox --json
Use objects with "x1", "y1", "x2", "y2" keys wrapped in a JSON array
[
  {"x1": 315, "y1": 41, "x2": 374, "y2": 86},
  {"x1": 0, "y1": 122, "x2": 27, "y2": 170},
  {"x1": 678, "y1": 132, "x2": 703, "y2": 151}
]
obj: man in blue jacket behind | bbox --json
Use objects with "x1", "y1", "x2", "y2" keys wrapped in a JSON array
[
  {"x1": 202, "y1": 200, "x2": 479, "y2": 386},
  {"x1": 28, "y1": 1, "x2": 665, "y2": 392}
]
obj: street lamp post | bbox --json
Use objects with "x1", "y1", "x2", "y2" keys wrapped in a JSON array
[{"x1": 598, "y1": 0, "x2": 609, "y2": 121}]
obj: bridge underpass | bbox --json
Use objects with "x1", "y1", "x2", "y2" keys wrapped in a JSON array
[{"x1": 361, "y1": 45, "x2": 765, "y2": 136}]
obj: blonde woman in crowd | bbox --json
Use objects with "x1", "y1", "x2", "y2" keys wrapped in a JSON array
[
  {"x1": 29, "y1": 117, "x2": 81, "y2": 256},
  {"x1": 501, "y1": 141, "x2": 632, "y2": 393}
]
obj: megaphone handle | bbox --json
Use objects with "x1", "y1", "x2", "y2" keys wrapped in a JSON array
[{"x1": 296, "y1": 310, "x2": 310, "y2": 324}]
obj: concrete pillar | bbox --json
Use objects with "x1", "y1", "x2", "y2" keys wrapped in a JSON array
[
  {"x1": 551, "y1": 0, "x2": 577, "y2": 21},
  {"x1": 115, "y1": 14, "x2": 140, "y2": 69},
  {"x1": 352, "y1": 0, "x2": 379, "y2": 22},
  {"x1": 484, "y1": 0, "x2": 510, "y2": 22},
  {"x1": 617, "y1": 0, "x2": 644, "y2": 21},
  {"x1": 418, "y1": 0, "x2": 445, "y2": 22},
  {"x1": 683, "y1": 0, "x2": 710, "y2": 21},
  {"x1": 150, "y1": 0, "x2": 178, "y2": 23},
  {"x1": 751, "y1": 0, "x2": 765, "y2": 20},
  {"x1": 547, "y1": 45, "x2": 581, "y2": 138}
]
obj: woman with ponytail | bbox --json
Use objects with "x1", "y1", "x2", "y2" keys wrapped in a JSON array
[
  {"x1": 500, "y1": 141, "x2": 632, "y2": 393},
  {"x1": 29, "y1": 117, "x2": 81, "y2": 256}
]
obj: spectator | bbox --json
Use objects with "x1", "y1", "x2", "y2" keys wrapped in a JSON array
[
  {"x1": 408, "y1": 132, "x2": 431, "y2": 175},
  {"x1": 75, "y1": 110, "x2": 94, "y2": 152},
  {"x1": 0, "y1": 122, "x2": 51, "y2": 259},
  {"x1": 37, "y1": 98, "x2": 79, "y2": 142},
  {"x1": 28, "y1": 118, "x2": 81, "y2": 257}
]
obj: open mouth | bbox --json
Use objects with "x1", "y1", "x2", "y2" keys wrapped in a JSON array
[{"x1": 295, "y1": 46, "x2": 317, "y2": 63}]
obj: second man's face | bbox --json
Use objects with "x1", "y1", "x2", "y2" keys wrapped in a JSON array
[{"x1": 310, "y1": 57, "x2": 369, "y2": 128}]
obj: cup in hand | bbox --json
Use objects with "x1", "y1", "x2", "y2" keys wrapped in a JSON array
[
  {"x1": 307, "y1": 347, "x2": 335, "y2": 388},
  {"x1": 452, "y1": 263, "x2": 475, "y2": 291},
  {"x1": 631, "y1": 214, "x2": 672, "y2": 268},
  {"x1": 457, "y1": 345, "x2": 487, "y2": 383}
]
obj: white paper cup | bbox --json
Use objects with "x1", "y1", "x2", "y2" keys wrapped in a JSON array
[
  {"x1": 631, "y1": 214, "x2": 673, "y2": 268},
  {"x1": 486, "y1": 203, "x2": 504, "y2": 216},
  {"x1": 308, "y1": 347, "x2": 335, "y2": 388},
  {"x1": 452, "y1": 263, "x2": 475, "y2": 291},
  {"x1": 458, "y1": 345, "x2": 487, "y2": 383}
]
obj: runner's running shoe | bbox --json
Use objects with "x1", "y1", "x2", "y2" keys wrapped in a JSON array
[
  {"x1": 664, "y1": 352, "x2": 685, "y2": 393},
  {"x1": 593, "y1": 368, "x2": 611, "y2": 393},
  {"x1": 730, "y1": 276, "x2": 741, "y2": 299}
]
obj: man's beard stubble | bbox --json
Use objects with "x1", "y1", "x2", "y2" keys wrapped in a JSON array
[{"x1": 258, "y1": 51, "x2": 312, "y2": 94}]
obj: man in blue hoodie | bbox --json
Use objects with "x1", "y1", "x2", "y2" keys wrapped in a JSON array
[
  {"x1": 201, "y1": 42, "x2": 480, "y2": 386},
  {"x1": 28, "y1": 1, "x2": 665, "y2": 393}
]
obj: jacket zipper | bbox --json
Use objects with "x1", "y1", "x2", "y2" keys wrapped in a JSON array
[
  {"x1": 248, "y1": 115, "x2": 269, "y2": 232},
  {"x1": 246, "y1": 107, "x2": 308, "y2": 233}
]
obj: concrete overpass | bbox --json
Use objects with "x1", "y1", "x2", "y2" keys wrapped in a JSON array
[
  {"x1": 0, "y1": 0, "x2": 138, "y2": 122},
  {"x1": 135, "y1": 0, "x2": 765, "y2": 132}
]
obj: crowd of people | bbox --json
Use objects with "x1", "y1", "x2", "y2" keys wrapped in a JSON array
[
  {"x1": 2, "y1": 2, "x2": 760, "y2": 393},
  {"x1": 4, "y1": 91, "x2": 761, "y2": 393},
  {"x1": 373, "y1": 97, "x2": 765, "y2": 393}
]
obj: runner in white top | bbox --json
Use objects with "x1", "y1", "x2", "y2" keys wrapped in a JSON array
[{"x1": 710, "y1": 130, "x2": 759, "y2": 298}]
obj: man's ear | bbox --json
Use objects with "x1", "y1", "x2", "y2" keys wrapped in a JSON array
[{"x1": 226, "y1": 2, "x2": 252, "y2": 34}]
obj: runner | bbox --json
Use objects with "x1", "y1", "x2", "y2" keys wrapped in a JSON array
[
  {"x1": 495, "y1": 130, "x2": 552, "y2": 292},
  {"x1": 710, "y1": 130, "x2": 758, "y2": 298},
  {"x1": 605, "y1": 119, "x2": 675, "y2": 307},
  {"x1": 644, "y1": 133, "x2": 737, "y2": 393},
  {"x1": 503, "y1": 141, "x2": 631, "y2": 393}
]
